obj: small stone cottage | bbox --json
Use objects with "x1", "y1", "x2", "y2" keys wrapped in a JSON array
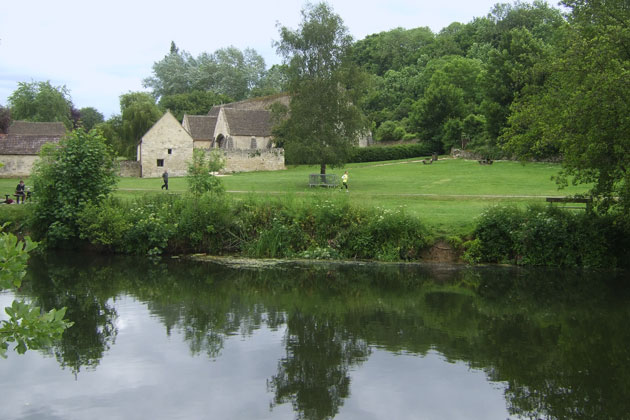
[{"x1": 0, "y1": 121, "x2": 67, "y2": 177}]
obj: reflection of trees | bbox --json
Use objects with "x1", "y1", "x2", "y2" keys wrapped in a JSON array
[
  {"x1": 22, "y1": 253, "x2": 122, "y2": 375},
  {"x1": 19, "y1": 255, "x2": 630, "y2": 419},
  {"x1": 268, "y1": 310, "x2": 370, "y2": 420}
]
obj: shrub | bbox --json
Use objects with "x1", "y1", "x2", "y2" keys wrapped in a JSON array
[
  {"x1": 30, "y1": 128, "x2": 117, "y2": 247},
  {"x1": 473, "y1": 205, "x2": 523, "y2": 263},
  {"x1": 349, "y1": 143, "x2": 434, "y2": 163}
]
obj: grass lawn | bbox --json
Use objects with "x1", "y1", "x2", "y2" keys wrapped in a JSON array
[{"x1": 0, "y1": 158, "x2": 590, "y2": 235}]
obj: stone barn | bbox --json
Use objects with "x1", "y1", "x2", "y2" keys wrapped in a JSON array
[{"x1": 0, "y1": 121, "x2": 66, "y2": 177}]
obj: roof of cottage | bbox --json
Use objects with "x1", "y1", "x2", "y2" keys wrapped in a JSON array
[
  {"x1": 7, "y1": 121, "x2": 67, "y2": 136},
  {"x1": 223, "y1": 109, "x2": 272, "y2": 137},
  {"x1": 183, "y1": 115, "x2": 216, "y2": 141},
  {"x1": 0, "y1": 135, "x2": 61, "y2": 155}
]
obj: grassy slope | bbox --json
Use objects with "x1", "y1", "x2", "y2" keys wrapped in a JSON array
[{"x1": 0, "y1": 158, "x2": 589, "y2": 235}]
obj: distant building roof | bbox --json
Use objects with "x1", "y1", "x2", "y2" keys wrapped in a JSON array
[
  {"x1": 7, "y1": 121, "x2": 67, "y2": 136},
  {"x1": 0, "y1": 135, "x2": 61, "y2": 155},
  {"x1": 182, "y1": 115, "x2": 217, "y2": 141},
  {"x1": 223, "y1": 109, "x2": 273, "y2": 137}
]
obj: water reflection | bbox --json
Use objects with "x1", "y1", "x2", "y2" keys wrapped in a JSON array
[{"x1": 12, "y1": 253, "x2": 630, "y2": 419}]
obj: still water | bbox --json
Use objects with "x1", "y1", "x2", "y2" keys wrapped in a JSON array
[{"x1": 1, "y1": 253, "x2": 629, "y2": 420}]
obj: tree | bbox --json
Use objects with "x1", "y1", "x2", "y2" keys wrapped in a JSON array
[
  {"x1": 275, "y1": 2, "x2": 367, "y2": 174},
  {"x1": 120, "y1": 92, "x2": 162, "y2": 159},
  {"x1": 158, "y1": 90, "x2": 232, "y2": 121},
  {"x1": 7, "y1": 81, "x2": 74, "y2": 129},
  {"x1": 77, "y1": 107, "x2": 104, "y2": 132},
  {"x1": 30, "y1": 128, "x2": 118, "y2": 247},
  {"x1": 186, "y1": 148, "x2": 225, "y2": 196},
  {"x1": 0, "y1": 227, "x2": 72, "y2": 358},
  {"x1": 144, "y1": 42, "x2": 269, "y2": 101},
  {"x1": 0, "y1": 105, "x2": 10, "y2": 133},
  {"x1": 503, "y1": 0, "x2": 630, "y2": 213}
]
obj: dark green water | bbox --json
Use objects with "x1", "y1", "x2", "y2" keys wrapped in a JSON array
[{"x1": 1, "y1": 253, "x2": 629, "y2": 420}]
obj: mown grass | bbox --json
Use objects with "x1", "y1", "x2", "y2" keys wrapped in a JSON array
[{"x1": 0, "y1": 158, "x2": 589, "y2": 236}]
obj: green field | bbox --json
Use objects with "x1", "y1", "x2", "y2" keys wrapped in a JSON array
[{"x1": 0, "y1": 158, "x2": 589, "y2": 235}]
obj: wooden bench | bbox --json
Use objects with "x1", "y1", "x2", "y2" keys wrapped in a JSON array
[
  {"x1": 309, "y1": 173, "x2": 339, "y2": 188},
  {"x1": 546, "y1": 196, "x2": 592, "y2": 209}
]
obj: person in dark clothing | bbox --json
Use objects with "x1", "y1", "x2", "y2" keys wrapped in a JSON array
[
  {"x1": 161, "y1": 170, "x2": 169, "y2": 190},
  {"x1": 15, "y1": 180, "x2": 26, "y2": 203}
]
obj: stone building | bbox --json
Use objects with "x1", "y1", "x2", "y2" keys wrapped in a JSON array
[
  {"x1": 137, "y1": 96, "x2": 288, "y2": 177},
  {"x1": 137, "y1": 111, "x2": 194, "y2": 178},
  {"x1": 0, "y1": 121, "x2": 66, "y2": 177}
]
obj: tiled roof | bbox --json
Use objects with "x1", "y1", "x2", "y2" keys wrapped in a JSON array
[
  {"x1": 8, "y1": 121, "x2": 67, "y2": 136},
  {"x1": 223, "y1": 109, "x2": 272, "y2": 137},
  {"x1": 183, "y1": 115, "x2": 216, "y2": 140},
  {"x1": 0, "y1": 135, "x2": 61, "y2": 155}
]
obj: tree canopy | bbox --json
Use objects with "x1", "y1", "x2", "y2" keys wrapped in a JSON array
[
  {"x1": 275, "y1": 2, "x2": 367, "y2": 174},
  {"x1": 7, "y1": 81, "x2": 74, "y2": 129},
  {"x1": 502, "y1": 0, "x2": 630, "y2": 212},
  {"x1": 143, "y1": 43, "x2": 276, "y2": 101}
]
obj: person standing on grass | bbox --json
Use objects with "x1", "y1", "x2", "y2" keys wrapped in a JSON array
[
  {"x1": 341, "y1": 171, "x2": 349, "y2": 192},
  {"x1": 161, "y1": 170, "x2": 169, "y2": 190}
]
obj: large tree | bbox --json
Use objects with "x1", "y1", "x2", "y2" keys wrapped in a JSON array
[
  {"x1": 144, "y1": 42, "x2": 269, "y2": 101},
  {"x1": 120, "y1": 92, "x2": 162, "y2": 159},
  {"x1": 275, "y1": 2, "x2": 367, "y2": 174},
  {"x1": 7, "y1": 81, "x2": 74, "y2": 129},
  {"x1": 503, "y1": 0, "x2": 630, "y2": 213}
]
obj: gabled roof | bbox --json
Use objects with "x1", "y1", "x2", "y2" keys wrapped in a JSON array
[
  {"x1": 182, "y1": 115, "x2": 216, "y2": 141},
  {"x1": 8, "y1": 121, "x2": 66, "y2": 136},
  {"x1": 0, "y1": 135, "x2": 61, "y2": 155},
  {"x1": 223, "y1": 109, "x2": 272, "y2": 137}
]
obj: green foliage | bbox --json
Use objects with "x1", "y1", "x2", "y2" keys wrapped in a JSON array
[
  {"x1": 275, "y1": 2, "x2": 368, "y2": 174},
  {"x1": 471, "y1": 205, "x2": 630, "y2": 268},
  {"x1": 77, "y1": 107, "x2": 104, "y2": 132},
  {"x1": 30, "y1": 128, "x2": 117, "y2": 247},
  {"x1": 0, "y1": 228, "x2": 72, "y2": 358},
  {"x1": 143, "y1": 42, "x2": 269, "y2": 101},
  {"x1": 472, "y1": 205, "x2": 523, "y2": 264},
  {"x1": 8, "y1": 81, "x2": 74, "y2": 129},
  {"x1": 120, "y1": 92, "x2": 162, "y2": 159},
  {"x1": 186, "y1": 148, "x2": 225, "y2": 196},
  {"x1": 349, "y1": 143, "x2": 433, "y2": 163},
  {"x1": 158, "y1": 91, "x2": 232, "y2": 121}
]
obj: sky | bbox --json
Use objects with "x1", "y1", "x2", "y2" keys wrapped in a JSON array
[{"x1": 0, "y1": 0, "x2": 502, "y2": 119}]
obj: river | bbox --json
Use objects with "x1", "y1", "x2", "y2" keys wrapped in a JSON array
[{"x1": 1, "y1": 253, "x2": 628, "y2": 419}]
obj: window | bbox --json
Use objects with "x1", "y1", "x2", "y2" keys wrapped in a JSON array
[
  {"x1": 168, "y1": 149, "x2": 172, "y2": 155},
  {"x1": 157, "y1": 159, "x2": 164, "y2": 167}
]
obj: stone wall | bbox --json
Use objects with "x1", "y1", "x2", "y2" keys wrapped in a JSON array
[
  {"x1": 118, "y1": 160, "x2": 141, "y2": 177},
  {"x1": 0, "y1": 155, "x2": 38, "y2": 177},
  {"x1": 139, "y1": 112, "x2": 194, "y2": 178},
  {"x1": 222, "y1": 148, "x2": 285, "y2": 173}
]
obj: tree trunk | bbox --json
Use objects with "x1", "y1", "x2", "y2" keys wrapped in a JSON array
[{"x1": 320, "y1": 163, "x2": 326, "y2": 175}]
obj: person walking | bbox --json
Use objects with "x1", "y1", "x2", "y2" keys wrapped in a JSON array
[
  {"x1": 15, "y1": 179, "x2": 26, "y2": 203},
  {"x1": 161, "y1": 170, "x2": 169, "y2": 190},
  {"x1": 341, "y1": 171, "x2": 349, "y2": 192}
]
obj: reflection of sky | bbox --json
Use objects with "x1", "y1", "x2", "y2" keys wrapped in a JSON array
[{"x1": 0, "y1": 294, "x2": 510, "y2": 419}]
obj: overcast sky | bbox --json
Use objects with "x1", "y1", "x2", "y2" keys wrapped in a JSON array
[{"x1": 1, "y1": 0, "x2": 502, "y2": 118}]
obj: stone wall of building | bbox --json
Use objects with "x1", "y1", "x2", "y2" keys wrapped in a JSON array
[
  {"x1": 222, "y1": 148, "x2": 285, "y2": 173},
  {"x1": 118, "y1": 160, "x2": 141, "y2": 177},
  {"x1": 0, "y1": 155, "x2": 38, "y2": 177},
  {"x1": 139, "y1": 112, "x2": 194, "y2": 178}
]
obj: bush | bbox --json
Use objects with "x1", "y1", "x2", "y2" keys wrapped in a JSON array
[
  {"x1": 349, "y1": 143, "x2": 434, "y2": 163},
  {"x1": 473, "y1": 205, "x2": 523, "y2": 263},
  {"x1": 30, "y1": 128, "x2": 117, "y2": 247}
]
